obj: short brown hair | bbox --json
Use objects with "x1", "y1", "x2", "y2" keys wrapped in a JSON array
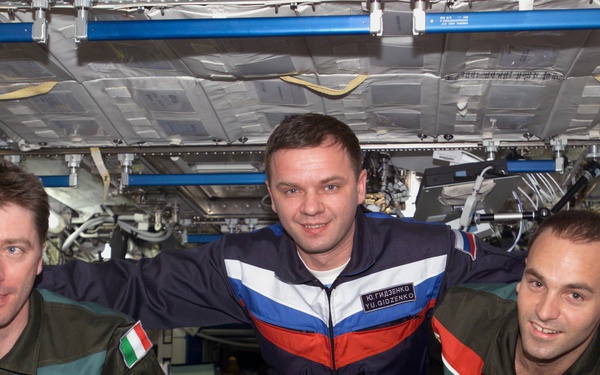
[
  {"x1": 529, "y1": 209, "x2": 600, "y2": 249},
  {"x1": 0, "y1": 159, "x2": 49, "y2": 245},
  {"x1": 264, "y1": 113, "x2": 363, "y2": 181}
]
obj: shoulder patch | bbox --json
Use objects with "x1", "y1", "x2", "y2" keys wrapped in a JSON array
[
  {"x1": 268, "y1": 222, "x2": 284, "y2": 236},
  {"x1": 119, "y1": 321, "x2": 153, "y2": 368},
  {"x1": 452, "y1": 229, "x2": 477, "y2": 261}
]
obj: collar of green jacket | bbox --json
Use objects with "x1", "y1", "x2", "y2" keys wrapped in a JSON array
[{"x1": 0, "y1": 289, "x2": 44, "y2": 374}]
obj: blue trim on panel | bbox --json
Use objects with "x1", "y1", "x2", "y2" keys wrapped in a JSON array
[
  {"x1": 424, "y1": 9, "x2": 600, "y2": 33},
  {"x1": 88, "y1": 15, "x2": 370, "y2": 41},
  {"x1": 39, "y1": 175, "x2": 71, "y2": 188},
  {"x1": 127, "y1": 172, "x2": 266, "y2": 186},
  {"x1": 506, "y1": 160, "x2": 556, "y2": 173},
  {"x1": 186, "y1": 234, "x2": 222, "y2": 244},
  {"x1": 0, "y1": 23, "x2": 33, "y2": 43}
]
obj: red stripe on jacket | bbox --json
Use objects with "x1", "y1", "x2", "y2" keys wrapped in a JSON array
[
  {"x1": 432, "y1": 315, "x2": 484, "y2": 374},
  {"x1": 334, "y1": 299, "x2": 436, "y2": 368},
  {"x1": 250, "y1": 313, "x2": 333, "y2": 368},
  {"x1": 248, "y1": 299, "x2": 437, "y2": 370}
]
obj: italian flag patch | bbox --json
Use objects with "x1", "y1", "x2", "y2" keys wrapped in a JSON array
[{"x1": 119, "y1": 321, "x2": 153, "y2": 368}]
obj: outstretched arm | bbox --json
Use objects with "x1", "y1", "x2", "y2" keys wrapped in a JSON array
[{"x1": 37, "y1": 243, "x2": 249, "y2": 330}]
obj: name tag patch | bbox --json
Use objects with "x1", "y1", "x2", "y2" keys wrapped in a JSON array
[{"x1": 361, "y1": 283, "x2": 416, "y2": 313}]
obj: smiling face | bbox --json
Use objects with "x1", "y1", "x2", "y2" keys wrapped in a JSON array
[
  {"x1": 266, "y1": 140, "x2": 366, "y2": 270},
  {"x1": 0, "y1": 202, "x2": 43, "y2": 336},
  {"x1": 515, "y1": 229, "x2": 600, "y2": 370}
]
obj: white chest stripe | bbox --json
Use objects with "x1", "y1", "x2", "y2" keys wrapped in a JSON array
[
  {"x1": 225, "y1": 254, "x2": 447, "y2": 326},
  {"x1": 330, "y1": 255, "x2": 447, "y2": 325},
  {"x1": 225, "y1": 259, "x2": 330, "y2": 324}
]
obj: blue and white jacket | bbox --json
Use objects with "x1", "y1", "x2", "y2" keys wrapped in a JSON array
[{"x1": 39, "y1": 209, "x2": 525, "y2": 374}]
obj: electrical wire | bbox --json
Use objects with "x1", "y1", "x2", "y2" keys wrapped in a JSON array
[
  {"x1": 525, "y1": 175, "x2": 549, "y2": 204},
  {"x1": 119, "y1": 221, "x2": 173, "y2": 242},
  {"x1": 459, "y1": 165, "x2": 494, "y2": 231},
  {"x1": 517, "y1": 186, "x2": 538, "y2": 210},
  {"x1": 62, "y1": 215, "x2": 171, "y2": 252},
  {"x1": 506, "y1": 191, "x2": 524, "y2": 253},
  {"x1": 461, "y1": 149, "x2": 568, "y2": 211},
  {"x1": 535, "y1": 174, "x2": 556, "y2": 203},
  {"x1": 546, "y1": 172, "x2": 566, "y2": 196},
  {"x1": 457, "y1": 151, "x2": 537, "y2": 251},
  {"x1": 62, "y1": 217, "x2": 112, "y2": 252}
]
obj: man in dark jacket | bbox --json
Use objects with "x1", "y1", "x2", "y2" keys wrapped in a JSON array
[
  {"x1": 0, "y1": 159, "x2": 163, "y2": 374},
  {"x1": 432, "y1": 210, "x2": 600, "y2": 375},
  {"x1": 39, "y1": 113, "x2": 526, "y2": 374}
]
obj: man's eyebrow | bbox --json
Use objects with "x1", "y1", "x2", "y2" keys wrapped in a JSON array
[
  {"x1": 566, "y1": 283, "x2": 596, "y2": 295},
  {"x1": 525, "y1": 268, "x2": 596, "y2": 295},
  {"x1": 275, "y1": 175, "x2": 346, "y2": 188},
  {"x1": 275, "y1": 181, "x2": 297, "y2": 189},
  {"x1": 321, "y1": 175, "x2": 346, "y2": 184},
  {"x1": 524, "y1": 268, "x2": 544, "y2": 280},
  {"x1": 4, "y1": 238, "x2": 32, "y2": 246}
]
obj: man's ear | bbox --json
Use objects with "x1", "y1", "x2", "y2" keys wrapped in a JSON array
[
  {"x1": 37, "y1": 243, "x2": 45, "y2": 275},
  {"x1": 265, "y1": 181, "x2": 277, "y2": 214},
  {"x1": 515, "y1": 258, "x2": 527, "y2": 294},
  {"x1": 356, "y1": 169, "x2": 367, "y2": 205}
]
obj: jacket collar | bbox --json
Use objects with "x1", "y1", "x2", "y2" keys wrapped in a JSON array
[
  {"x1": 0, "y1": 289, "x2": 44, "y2": 374},
  {"x1": 274, "y1": 208, "x2": 376, "y2": 284},
  {"x1": 564, "y1": 328, "x2": 600, "y2": 374}
]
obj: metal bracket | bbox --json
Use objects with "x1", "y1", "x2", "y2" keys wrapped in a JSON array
[
  {"x1": 246, "y1": 218, "x2": 258, "y2": 231},
  {"x1": 369, "y1": 0, "x2": 383, "y2": 36},
  {"x1": 31, "y1": 0, "x2": 49, "y2": 43},
  {"x1": 224, "y1": 218, "x2": 239, "y2": 233},
  {"x1": 550, "y1": 137, "x2": 567, "y2": 173},
  {"x1": 74, "y1": 0, "x2": 91, "y2": 43},
  {"x1": 412, "y1": 0, "x2": 427, "y2": 35},
  {"x1": 482, "y1": 139, "x2": 500, "y2": 161},
  {"x1": 65, "y1": 154, "x2": 83, "y2": 187},
  {"x1": 118, "y1": 153, "x2": 135, "y2": 187}
]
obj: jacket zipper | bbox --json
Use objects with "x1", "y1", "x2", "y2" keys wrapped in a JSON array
[{"x1": 325, "y1": 287, "x2": 337, "y2": 373}]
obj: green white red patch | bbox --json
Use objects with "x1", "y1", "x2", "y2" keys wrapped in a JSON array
[{"x1": 119, "y1": 320, "x2": 153, "y2": 368}]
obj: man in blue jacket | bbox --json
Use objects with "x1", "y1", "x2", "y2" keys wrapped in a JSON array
[{"x1": 39, "y1": 113, "x2": 525, "y2": 374}]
